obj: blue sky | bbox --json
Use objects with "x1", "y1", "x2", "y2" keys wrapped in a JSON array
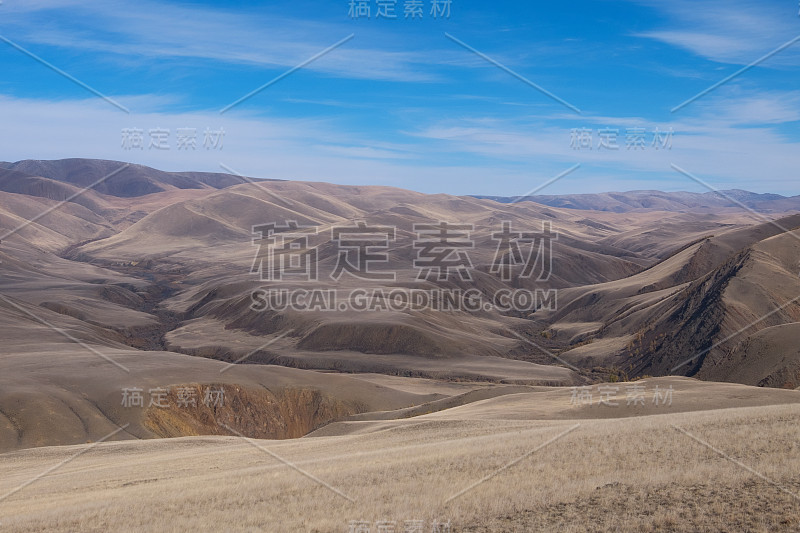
[{"x1": 0, "y1": 0, "x2": 798, "y2": 195}]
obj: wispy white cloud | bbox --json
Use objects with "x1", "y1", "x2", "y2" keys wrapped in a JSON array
[
  {"x1": 632, "y1": 0, "x2": 800, "y2": 65},
  {"x1": 690, "y1": 91, "x2": 800, "y2": 125},
  {"x1": 637, "y1": 31, "x2": 752, "y2": 60},
  {"x1": 0, "y1": 93, "x2": 543, "y2": 195},
  {"x1": 1, "y1": 0, "x2": 445, "y2": 82},
  {"x1": 410, "y1": 90, "x2": 800, "y2": 194},
  {"x1": 1, "y1": 83, "x2": 798, "y2": 196}
]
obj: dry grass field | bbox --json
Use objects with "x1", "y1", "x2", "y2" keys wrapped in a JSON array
[{"x1": 1, "y1": 378, "x2": 799, "y2": 532}]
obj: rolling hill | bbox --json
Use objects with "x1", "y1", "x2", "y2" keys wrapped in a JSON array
[{"x1": 1, "y1": 158, "x2": 799, "y2": 455}]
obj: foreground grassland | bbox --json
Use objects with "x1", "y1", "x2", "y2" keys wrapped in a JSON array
[{"x1": 1, "y1": 379, "x2": 798, "y2": 532}]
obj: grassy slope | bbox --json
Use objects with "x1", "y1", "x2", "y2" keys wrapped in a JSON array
[{"x1": 1, "y1": 377, "x2": 798, "y2": 532}]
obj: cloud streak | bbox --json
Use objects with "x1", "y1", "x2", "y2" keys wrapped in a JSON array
[
  {"x1": 1, "y1": 0, "x2": 445, "y2": 83},
  {"x1": 2, "y1": 88, "x2": 798, "y2": 196},
  {"x1": 632, "y1": 0, "x2": 800, "y2": 66}
]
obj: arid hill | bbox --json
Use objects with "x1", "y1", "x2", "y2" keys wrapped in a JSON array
[{"x1": 1, "y1": 158, "x2": 800, "y2": 453}]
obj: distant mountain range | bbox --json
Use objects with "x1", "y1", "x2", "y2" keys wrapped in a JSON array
[
  {"x1": 0, "y1": 158, "x2": 282, "y2": 199},
  {"x1": 472, "y1": 190, "x2": 800, "y2": 213},
  {"x1": 2, "y1": 159, "x2": 797, "y2": 215}
]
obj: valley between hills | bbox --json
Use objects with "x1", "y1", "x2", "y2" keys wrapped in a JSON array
[{"x1": 1, "y1": 159, "x2": 800, "y2": 532}]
